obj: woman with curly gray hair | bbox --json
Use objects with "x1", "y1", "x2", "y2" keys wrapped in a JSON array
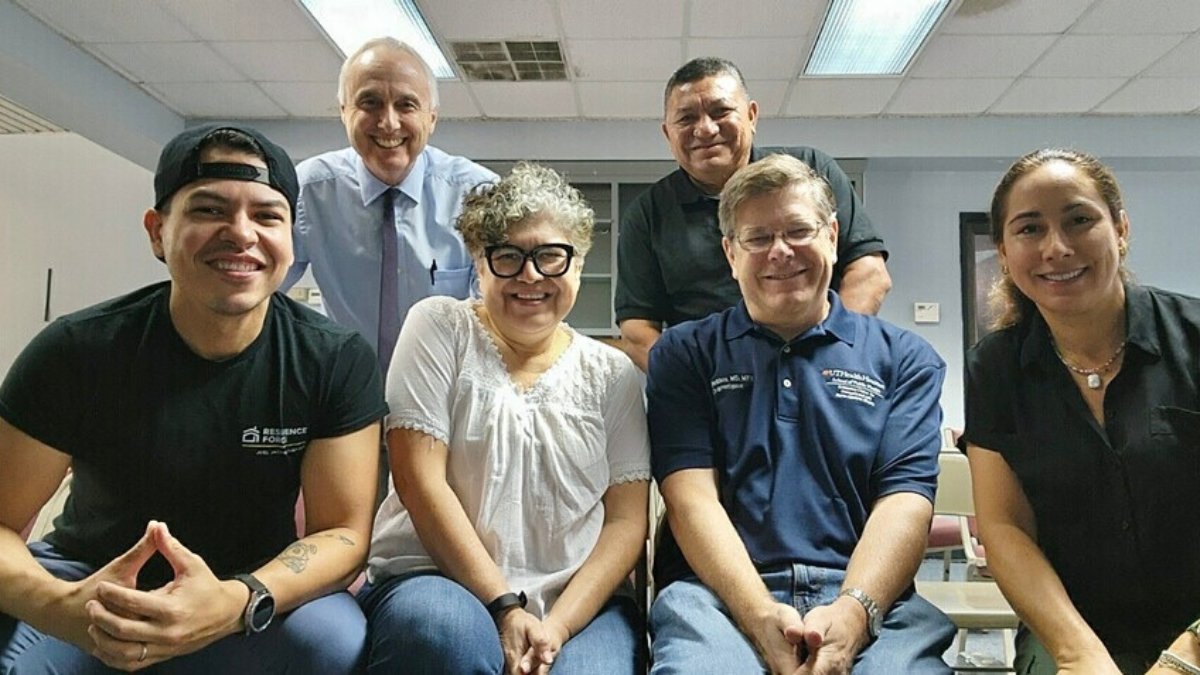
[{"x1": 358, "y1": 162, "x2": 650, "y2": 674}]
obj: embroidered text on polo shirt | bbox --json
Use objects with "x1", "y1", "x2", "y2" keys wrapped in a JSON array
[{"x1": 822, "y1": 368, "x2": 885, "y2": 407}]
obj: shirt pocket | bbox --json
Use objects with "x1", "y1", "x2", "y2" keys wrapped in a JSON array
[
  {"x1": 1150, "y1": 405, "x2": 1200, "y2": 441},
  {"x1": 431, "y1": 264, "x2": 472, "y2": 298}
]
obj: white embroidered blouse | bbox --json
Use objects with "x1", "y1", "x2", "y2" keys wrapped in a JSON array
[{"x1": 366, "y1": 296, "x2": 651, "y2": 616}]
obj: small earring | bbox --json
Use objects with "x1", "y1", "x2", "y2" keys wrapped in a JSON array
[
  {"x1": 1001, "y1": 264, "x2": 1009, "y2": 276},
  {"x1": 1118, "y1": 240, "x2": 1128, "y2": 256}
]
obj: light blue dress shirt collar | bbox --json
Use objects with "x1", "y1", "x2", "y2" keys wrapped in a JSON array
[{"x1": 354, "y1": 150, "x2": 429, "y2": 208}]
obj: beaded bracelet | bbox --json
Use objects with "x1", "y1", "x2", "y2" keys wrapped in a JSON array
[{"x1": 1158, "y1": 650, "x2": 1200, "y2": 675}]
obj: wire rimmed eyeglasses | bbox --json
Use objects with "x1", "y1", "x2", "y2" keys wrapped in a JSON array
[
  {"x1": 732, "y1": 225, "x2": 827, "y2": 253},
  {"x1": 483, "y1": 243, "x2": 576, "y2": 278}
]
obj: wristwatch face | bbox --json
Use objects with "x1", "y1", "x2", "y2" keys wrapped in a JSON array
[{"x1": 247, "y1": 590, "x2": 276, "y2": 633}]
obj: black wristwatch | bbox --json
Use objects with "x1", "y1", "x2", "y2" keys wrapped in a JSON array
[
  {"x1": 486, "y1": 591, "x2": 527, "y2": 621},
  {"x1": 234, "y1": 573, "x2": 276, "y2": 635}
]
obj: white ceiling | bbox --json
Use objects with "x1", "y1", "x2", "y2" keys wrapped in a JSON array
[{"x1": 9, "y1": 0, "x2": 1200, "y2": 123}]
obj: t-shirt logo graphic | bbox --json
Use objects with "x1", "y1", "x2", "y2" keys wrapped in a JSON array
[{"x1": 241, "y1": 425, "x2": 309, "y2": 455}]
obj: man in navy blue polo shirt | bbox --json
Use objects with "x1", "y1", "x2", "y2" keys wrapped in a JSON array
[{"x1": 646, "y1": 154, "x2": 954, "y2": 674}]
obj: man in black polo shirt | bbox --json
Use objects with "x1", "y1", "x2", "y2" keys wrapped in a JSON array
[
  {"x1": 0, "y1": 124, "x2": 386, "y2": 673},
  {"x1": 615, "y1": 57, "x2": 891, "y2": 370}
]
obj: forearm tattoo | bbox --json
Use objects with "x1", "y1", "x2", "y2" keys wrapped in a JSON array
[
  {"x1": 314, "y1": 533, "x2": 356, "y2": 547},
  {"x1": 276, "y1": 542, "x2": 318, "y2": 573}
]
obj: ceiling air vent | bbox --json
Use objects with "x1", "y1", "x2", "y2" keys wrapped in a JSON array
[
  {"x1": 452, "y1": 41, "x2": 568, "y2": 81},
  {"x1": 0, "y1": 95, "x2": 64, "y2": 134}
]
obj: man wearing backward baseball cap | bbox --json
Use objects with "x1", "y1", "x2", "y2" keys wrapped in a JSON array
[{"x1": 0, "y1": 124, "x2": 386, "y2": 673}]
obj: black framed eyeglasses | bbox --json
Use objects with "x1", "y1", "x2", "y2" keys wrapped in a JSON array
[{"x1": 483, "y1": 243, "x2": 576, "y2": 278}]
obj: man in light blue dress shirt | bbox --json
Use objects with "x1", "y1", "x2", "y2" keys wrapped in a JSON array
[{"x1": 283, "y1": 37, "x2": 496, "y2": 372}]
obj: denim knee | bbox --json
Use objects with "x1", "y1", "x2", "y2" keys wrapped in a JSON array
[
  {"x1": 553, "y1": 596, "x2": 642, "y2": 675},
  {"x1": 360, "y1": 573, "x2": 501, "y2": 675},
  {"x1": 649, "y1": 578, "x2": 762, "y2": 675}
]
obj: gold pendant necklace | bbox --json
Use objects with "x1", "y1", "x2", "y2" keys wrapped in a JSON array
[{"x1": 1052, "y1": 340, "x2": 1127, "y2": 390}]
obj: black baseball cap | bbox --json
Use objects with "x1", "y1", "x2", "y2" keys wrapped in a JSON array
[{"x1": 153, "y1": 123, "x2": 299, "y2": 216}]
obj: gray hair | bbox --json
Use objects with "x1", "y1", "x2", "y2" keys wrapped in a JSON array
[
  {"x1": 718, "y1": 153, "x2": 835, "y2": 237},
  {"x1": 337, "y1": 37, "x2": 439, "y2": 108},
  {"x1": 457, "y1": 162, "x2": 594, "y2": 257}
]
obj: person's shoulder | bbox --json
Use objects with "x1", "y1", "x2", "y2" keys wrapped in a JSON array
[
  {"x1": 296, "y1": 147, "x2": 357, "y2": 185},
  {"x1": 422, "y1": 145, "x2": 498, "y2": 187},
  {"x1": 1142, "y1": 284, "x2": 1200, "y2": 320},
  {"x1": 37, "y1": 283, "x2": 169, "y2": 353},
  {"x1": 59, "y1": 282, "x2": 168, "y2": 331},
  {"x1": 854, "y1": 311, "x2": 943, "y2": 366},
  {"x1": 575, "y1": 333, "x2": 638, "y2": 371},
  {"x1": 964, "y1": 321, "x2": 1025, "y2": 379},
  {"x1": 659, "y1": 310, "x2": 728, "y2": 352},
  {"x1": 270, "y1": 292, "x2": 361, "y2": 341}
]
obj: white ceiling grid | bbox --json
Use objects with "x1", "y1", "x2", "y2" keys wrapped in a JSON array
[{"x1": 6, "y1": 0, "x2": 1200, "y2": 128}]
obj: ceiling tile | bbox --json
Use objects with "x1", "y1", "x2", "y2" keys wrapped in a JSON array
[
  {"x1": 161, "y1": 0, "x2": 321, "y2": 41},
  {"x1": 577, "y1": 81, "x2": 663, "y2": 118},
  {"x1": 435, "y1": 81, "x2": 484, "y2": 118},
  {"x1": 421, "y1": 0, "x2": 557, "y2": 39},
  {"x1": 785, "y1": 78, "x2": 901, "y2": 117},
  {"x1": 685, "y1": 38, "x2": 804, "y2": 80},
  {"x1": 90, "y1": 42, "x2": 245, "y2": 83},
  {"x1": 942, "y1": 0, "x2": 1093, "y2": 34},
  {"x1": 1144, "y1": 33, "x2": 1200, "y2": 77},
  {"x1": 568, "y1": 40, "x2": 682, "y2": 81},
  {"x1": 886, "y1": 78, "x2": 1014, "y2": 115},
  {"x1": 150, "y1": 82, "x2": 287, "y2": 117},
  {"x1": 15, "y1": 0, "x2": 194, "y2": 42},
  {"x1": 1094, "y1": 78, "x2": 1200, "y2": 114},
  {"x1": 472, "y1": 81, "x2": 578, "y2": 117},
  {"x1": 909, "y1": 35, "x2": 1057, "y2": 77},
  {"x1": 1073, "y1": 0, "x2": 1200, "y2": 34},
  {"x1": 560, "y1": 1, "x2": 683, "y2": 39},
  {"x1": 210, "y1": 41, "x2": 342, "y2": 82},
  {"x1": 258, "y1": 81, "x2": 339, "y2": 117},
  {"x1": 1029, "y1": 35, "x2": 1182, "y2": 78},
  {"x1": 689, "y1": 0, "x2": 824, "y2": 38},
  {"x1": 744, "y1": 80, "x2": 790, "y2": 117},
  {"x1": 989, "y1": 77, "x2": 1125, "y2": 114}
]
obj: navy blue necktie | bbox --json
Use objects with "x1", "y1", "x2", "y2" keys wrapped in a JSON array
[{"x1": 377, "y1": 188, "x2": 398, "y2": 379}]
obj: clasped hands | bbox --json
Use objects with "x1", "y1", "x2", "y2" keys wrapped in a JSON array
[
  {"x1": 56, "y1": 520, "x2": 247, "y2": 671},
  {"x1": 497, "y1": 607, "x2": 570, "y2": 675},
  {"x1": 749, "y1": 595, "x2": 870, "y2": 675}
]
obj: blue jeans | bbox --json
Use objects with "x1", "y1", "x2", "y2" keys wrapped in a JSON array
[
  {"x1": 0, "y1": 542, "x2": 367, "y2": 675},
  {"x1": 358, "y1": 572, "x2": 642, "y2": 674},
  {"x1": 649, "y1": 565, "x2": 955, "y2": 674}
]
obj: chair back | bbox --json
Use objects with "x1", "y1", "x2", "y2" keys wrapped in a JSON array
[{"x1": 934, "y1": 451, "x2": 975, "y2": 518}]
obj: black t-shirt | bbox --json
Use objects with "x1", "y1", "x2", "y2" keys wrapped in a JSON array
[
  {"x1": 614, "y1": 145, "x2": 887, "y2": 326},
  {"x1": 963, "y1": 284, "x2": 1200, "y2": 657},
  {"x1": 0, "y1": 282, "x2": 387, "y2": 587}
]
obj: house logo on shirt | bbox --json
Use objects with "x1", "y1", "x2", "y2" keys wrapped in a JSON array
[
  {"x1": 821, "y1": 369, "x2": 885, "y2": 407},
  {"x1": 241, "y1": 426, "x2": 309, "y2": 456}
]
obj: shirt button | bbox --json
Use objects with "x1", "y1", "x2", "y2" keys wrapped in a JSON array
[
  {"x1": 782, "y1": 378, "x2": 793, "y2": 388},
  {"x1": 1121, "y1": 519, "x2": 1132, "y2": 531},
  {"x1": 782, "y1": 345, "x2": 791, "y2": 354}
]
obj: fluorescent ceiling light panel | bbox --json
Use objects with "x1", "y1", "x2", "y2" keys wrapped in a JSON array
[
  {"x1": 299, "y1": 0, "x2": 455, "y2": 78},
  {"x1": 805, "y1": 0, "x2": 951, "y2": 76}
]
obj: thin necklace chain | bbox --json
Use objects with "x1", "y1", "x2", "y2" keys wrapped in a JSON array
[{"x1": 1052, "y1": 339, "x2": 1127, "y2": 376}]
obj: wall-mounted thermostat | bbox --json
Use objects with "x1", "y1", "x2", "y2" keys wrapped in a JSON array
[{"x1": 914, "y1": 302, "x2": 940, "y2": 324}]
